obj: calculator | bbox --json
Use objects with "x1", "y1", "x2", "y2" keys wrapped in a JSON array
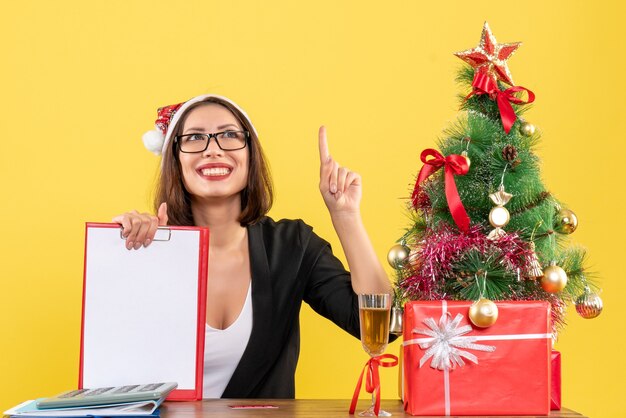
[{"x1": 36, "y1": 382, "x2": 178, "y2": 409}]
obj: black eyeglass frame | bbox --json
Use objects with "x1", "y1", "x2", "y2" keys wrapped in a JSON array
[{"x1": 174, "y1": 130, "x2": 250, "y2": 153}]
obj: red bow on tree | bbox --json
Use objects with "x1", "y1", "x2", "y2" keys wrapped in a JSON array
[
  {"x1": 349, "y1": 354, "x2": 398, "y2": 416},
  {"x1": 411, "y1": 149, "x2": 470, "y2": 233},
  {"x1": 468, "y1": 72, "x2": 535, "y2": 134}
]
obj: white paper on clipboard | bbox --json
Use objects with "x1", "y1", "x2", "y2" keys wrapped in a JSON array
[{"x1": 80, "y1": 223, "x2": 209, "y2": 401}]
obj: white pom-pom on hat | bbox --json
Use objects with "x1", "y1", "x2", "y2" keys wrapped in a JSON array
[{"x1": 143, "y1": 128, "x2": 165, "y2": 155}]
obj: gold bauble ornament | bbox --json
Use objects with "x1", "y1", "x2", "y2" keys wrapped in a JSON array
[
  {"x1": 540, "y1": 261, "x2": 568, "y2": 293},
  {"x1": 554, "y1": 209, "x2": 578, "y2": 234},
  {"x1": 461, "y1": 150, "x2": 471, "y2": 169},
  {"x1": 469, "y1": 298, "x2": 499, "y2": 328},
  {"x1": 575, "y1": 288, "x2": 603, "y2": 319},
  {"x1": 408, "y1": 246, "x2": 423, "y2": 271},
  {"x1": 519, "y1": 121, "x2": 536, "y2": 136},
  {"x1": 387, "y1": 243, "x2": 410, "y2": 269}
]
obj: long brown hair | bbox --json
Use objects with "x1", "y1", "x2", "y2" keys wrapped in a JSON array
[{"x1": 154, "y1": 97, "x2": 273, "y2": 226}]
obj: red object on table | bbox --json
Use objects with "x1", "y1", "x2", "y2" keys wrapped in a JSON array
[
  {"x1": 349, "y1": 354, "x2": 398, "y2": 416},
  {"x1": 402, "y1": 300, "x2": 551, "y2": 416},
  {"x1": 551, "y1": 350, "x2": 562, "y2": 410}
]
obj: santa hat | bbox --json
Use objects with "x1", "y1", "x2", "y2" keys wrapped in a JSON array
[{"x1": 142, "y1": 94, "x2": 258, "y2": 156}]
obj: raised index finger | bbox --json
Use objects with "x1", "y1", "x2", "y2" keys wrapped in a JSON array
[{"x1": 318, "y1": 125, "x2": 330, "y2": 164}]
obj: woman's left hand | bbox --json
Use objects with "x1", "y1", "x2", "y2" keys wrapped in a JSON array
[
  {"x1": 318, "y1": 126, "x2": 391, "y2": 295},
  {"x1": 318, "y1": 126, "x2": 362, "y2": 216}
]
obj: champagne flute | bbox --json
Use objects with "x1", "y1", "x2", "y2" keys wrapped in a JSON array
[{"x1": 358, "y1": 293, "x2": 391, "y2": 417}]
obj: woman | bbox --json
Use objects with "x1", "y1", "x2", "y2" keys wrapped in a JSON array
[{"x1": 113, "y1": 94, "x2": 391, "y2": 398}]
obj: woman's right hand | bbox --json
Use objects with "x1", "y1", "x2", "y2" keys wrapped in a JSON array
[{"x1": 111, "y1": 202, "x2": 168, "y2": 250}]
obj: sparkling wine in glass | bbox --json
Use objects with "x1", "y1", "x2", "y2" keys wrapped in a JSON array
[{"x1": 358, "y1": 294, "x2": 391, "y2": 416}]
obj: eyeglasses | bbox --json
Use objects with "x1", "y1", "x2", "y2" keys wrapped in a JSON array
[{"x1": 175, "y1": 131, "x2": 250, "y2": 152}]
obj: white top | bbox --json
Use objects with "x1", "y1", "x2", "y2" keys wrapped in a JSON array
[{"x1": 203, "y1": 283, "x2": 253, "y2": 398}]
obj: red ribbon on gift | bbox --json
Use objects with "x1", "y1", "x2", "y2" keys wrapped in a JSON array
[
  {"x1": 466, "y1": 74, "x2": 535, "y2": 134},
  {"x1": 349, "y1": 354, "x2": 398, "y2": 416},
  {"x1": 411, "y1": 149, "x2": 470, "y2": 233}
]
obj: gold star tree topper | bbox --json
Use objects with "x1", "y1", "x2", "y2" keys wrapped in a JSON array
[{"x1": 455, "y1": 22, "x2": 521, "y2": 90}]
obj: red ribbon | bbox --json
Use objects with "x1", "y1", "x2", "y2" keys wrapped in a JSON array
[
  {"x1": 466, "y1": 75, "x2": 535, "y2": 134},
  {"x1": 472, "y1": 69, "x2": 499, "y2": 96},
  {"x1": 495, "y1": 86, "x2": 535, "y2": 133},
  {"x1": 411, "y1": 149, "x2": 470, "y2": 233},
  {"x1": 349, "y1": 354, "x2": 398, "y2": 416}
]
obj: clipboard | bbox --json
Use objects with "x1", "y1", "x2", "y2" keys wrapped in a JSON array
[{"x1": 79, "y1": 223, "x2": 209, "y2": 401}]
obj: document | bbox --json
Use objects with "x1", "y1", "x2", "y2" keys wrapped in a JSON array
[{"x1": 80, "y1": 223, "x2": 209, "y2": 400}]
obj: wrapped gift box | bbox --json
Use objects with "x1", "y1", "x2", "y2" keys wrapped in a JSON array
[
  {"x1": 551, "y1": 350, "x2": 562, "y2": 410},
  {"x1": 402, "y1": 300, "x2": 551, "y2": 416}
]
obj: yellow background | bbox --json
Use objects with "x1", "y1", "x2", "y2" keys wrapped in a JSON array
[{"x1": 1, "y1": 1, "x2": 624, "y2": 416}]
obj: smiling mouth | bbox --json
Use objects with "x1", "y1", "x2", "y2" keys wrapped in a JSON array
[{"x1": 200, "y1": 167, "x2": 232, "y2": 176}]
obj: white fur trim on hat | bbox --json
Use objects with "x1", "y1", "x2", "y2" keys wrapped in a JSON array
[{"x1": 142, "y1": 128, "x2": 166, "y2": 155}]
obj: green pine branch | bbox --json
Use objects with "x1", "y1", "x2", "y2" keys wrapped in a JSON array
[{"x1": 448, "y1": 249, "x2": 521, "y2": 300}]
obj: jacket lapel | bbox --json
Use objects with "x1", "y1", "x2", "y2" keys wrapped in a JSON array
[{"x1": 221, "y1": 221, "x2": 274, "y2": 397}]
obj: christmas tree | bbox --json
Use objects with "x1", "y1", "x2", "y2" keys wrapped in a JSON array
[{"x1": 389, "y1": 22, "x2": 603, "y2": 333}]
